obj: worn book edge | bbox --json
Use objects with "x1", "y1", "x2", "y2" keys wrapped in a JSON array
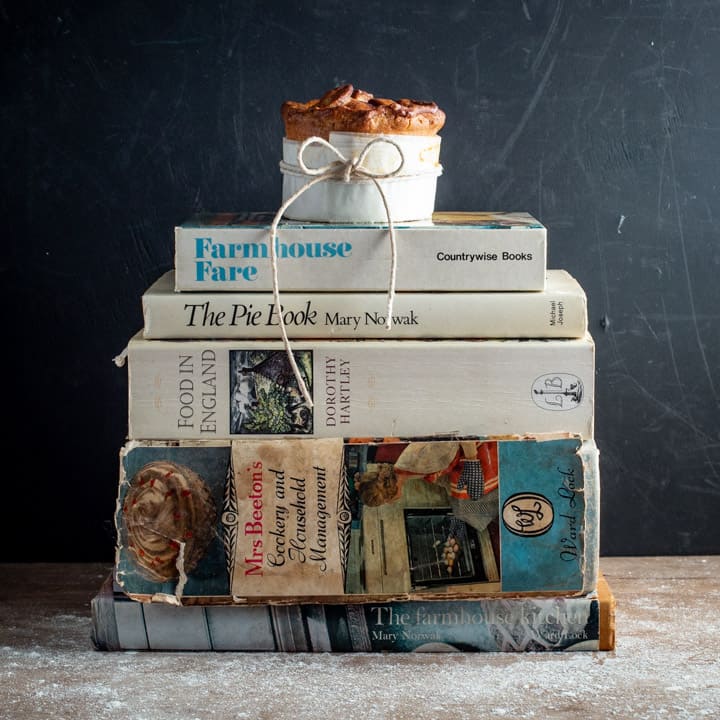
[
  {"x1": 91, "y1": 570, "x2": 615, "y2": 652},
  {"x1": 114, "y1": 434, "x2": 599, "y2": 605}
]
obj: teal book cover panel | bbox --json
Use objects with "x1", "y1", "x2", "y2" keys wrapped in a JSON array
[{"x1": 499, "y1": 437, "x2": 589, "y2": 592}]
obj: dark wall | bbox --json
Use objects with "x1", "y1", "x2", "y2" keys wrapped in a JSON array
[{"x1": 4, "y1": 1, "x2": 719, "y2": 561}]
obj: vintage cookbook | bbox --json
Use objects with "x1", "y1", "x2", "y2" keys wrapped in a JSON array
[
  {"x1": 173, "y1": 211, "x2": 547, "y2": 292},
  {"x1": 92, "y1": 572, "x2": 615, "y2": 652},
  {"x1": 120, "y1": 332, "x2": 595, "y2": 440},
  {"x1": 142, "y1": 269, "x2": 588, "y2": 340},
  {"x1": 114, "y1": 435, "x2": 599, "y2": 605}
]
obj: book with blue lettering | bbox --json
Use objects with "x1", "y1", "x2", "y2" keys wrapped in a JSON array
[
  {"x1": 92, "y1": 571, "x2": 615, "y2": 652},
  {"x1": 114, "y1": 434, "x2": 599, "y2": 605},
  {"x1": 173, "y1": 211, "x2": 547, "y2": 292}
]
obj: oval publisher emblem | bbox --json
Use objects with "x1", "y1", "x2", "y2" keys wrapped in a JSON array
[
  {"x1": 531, "y1": 373, "x2": 584, "y2": 411},
  {"x1": 502, "y1": 492, "x2": 554, "y2": 537}
]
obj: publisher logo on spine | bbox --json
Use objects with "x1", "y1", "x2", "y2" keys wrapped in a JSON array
[
  {"x1": 531, "y1": 373, "x2": 584, "y2": 411},
  {"x1": 502, "y1": 492, "x2": 554, "y2": 537}
]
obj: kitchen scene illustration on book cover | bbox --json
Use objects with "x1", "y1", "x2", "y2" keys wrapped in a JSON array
[{"x1": 115, "y1": 435, "x2": 598, "y2": 604}]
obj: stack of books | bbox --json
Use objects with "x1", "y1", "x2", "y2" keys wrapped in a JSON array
[{"x1": 95, "y1": 211, "x2": 616, "y2": 653}]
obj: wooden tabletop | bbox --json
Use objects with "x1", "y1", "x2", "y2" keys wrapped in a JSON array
[{"x1": 1, "y1": 556, "x2": 718, "y2": 719}]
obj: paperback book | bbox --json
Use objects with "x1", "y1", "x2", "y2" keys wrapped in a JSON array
[
  {"x1": 120, "y1": 332, "x2": 595, "y2": 440},
  {"x1": 142, "y1": 269, "x2": 588, "y2": 340},
  {"x1": 114, "y1": 434, "x2": 599, "y2": 604},
  {"x1": 92, "y1": 572, "x2": 615, "y2": 652},
  {"x1": 174, "y1": 211, "x2": 547, "y2": 292}
]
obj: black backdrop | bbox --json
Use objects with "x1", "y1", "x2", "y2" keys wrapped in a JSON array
[{"x1": 4, "y1": 1, "x2": 720, "y2": 561}]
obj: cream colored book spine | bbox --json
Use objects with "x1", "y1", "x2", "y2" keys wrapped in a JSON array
[
  {"x1": 121, "y1": 332, "x2": 595, "y2": 440},
  {"x1": 173, "y1": 211, "x2": 547, "y2": 292},
  {"x1": 143, "y1": 269, "x2": 587, "y2": 340}
]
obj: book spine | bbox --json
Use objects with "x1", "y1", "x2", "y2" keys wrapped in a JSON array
[
  {"x1": 142, "y1": 287, "x2": 587, "y2": 340},
  {"x1": 93, "y1": 574, "x2": 614, "y2": 652},
  {"x1": 113, "y1": 436, "x2": 600, "y2": 602},
  {"x1": 125, "y1": 336, "x2": 595, "y2": 440},
  {"x1": 174, "y1": 225, "x2": 547, "y2": 292}
]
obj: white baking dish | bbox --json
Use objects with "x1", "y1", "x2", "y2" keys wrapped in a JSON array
[{"x1": 280, "y1": 131, "x2": 443, "y2": 223}]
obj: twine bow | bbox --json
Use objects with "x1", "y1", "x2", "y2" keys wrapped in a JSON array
[{"x1": 270, "y1": 136, "x2": 405, "y2": 407}]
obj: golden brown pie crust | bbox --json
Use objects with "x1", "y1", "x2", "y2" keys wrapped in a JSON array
[{"x1": 281, "y1": 84, "x2": 446, "y2": 141}]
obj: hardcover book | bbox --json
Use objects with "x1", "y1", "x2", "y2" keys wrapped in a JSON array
[
  {"x1": 142, "y1": 269, "x2": 588, "y2": 340},
  {"x1": 114, "y1": 434, "x2": 599, "y2": 604},
  {"x1": 120, "y1": 332, "x2": 595, "y2": 440},
  {"x1": 92, "y1": 572, "x2": 615, "y2": 652},
  {"x1": 173, "y1": 211, "x2": 547, "y2": 292}
]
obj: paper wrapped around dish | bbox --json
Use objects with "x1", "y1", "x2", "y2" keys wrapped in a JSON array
[{"x1": 280, "y1": 131, "x2": 443, "y2": 223}]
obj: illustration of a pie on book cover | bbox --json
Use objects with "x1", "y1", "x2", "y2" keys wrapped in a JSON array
[{"x1": 115, "y1": 435, "x2": 598, "y2": 603}]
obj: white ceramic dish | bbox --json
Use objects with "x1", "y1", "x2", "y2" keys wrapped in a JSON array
[{"x1": 280, "y1": 131, "x2": 443, "y2": 223}]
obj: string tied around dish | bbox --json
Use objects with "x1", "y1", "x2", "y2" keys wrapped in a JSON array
[{"x1": 270, "y1": 135, "x2": 405, "y2": 407}]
